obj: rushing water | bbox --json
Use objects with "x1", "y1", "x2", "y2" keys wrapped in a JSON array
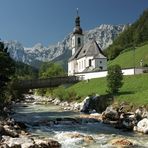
[{"x1": 11, "y1": 101, "x2": 148, "y2": 148}]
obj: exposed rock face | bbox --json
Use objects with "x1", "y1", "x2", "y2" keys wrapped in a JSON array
[
  {"x1": 80, "y1": 95, "x2": 113, "y2": 114},
  {"x1": 4, "y1": 40, "x2": 27, "y2": 63},
  {"x1": 4, "y1": 24, "x2": 126, "y2": 68}
]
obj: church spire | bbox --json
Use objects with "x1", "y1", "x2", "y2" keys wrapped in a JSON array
[{"x1": 73, "y1": 8, "x2": 82, "y2": 34}]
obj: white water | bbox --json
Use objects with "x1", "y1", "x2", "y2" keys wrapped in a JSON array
[{"x1": 12, "y1": 102, "x2": 148, "y2": 148}]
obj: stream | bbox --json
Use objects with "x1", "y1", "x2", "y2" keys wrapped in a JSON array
[{"x1": 11, "y1": 99, "x2": 148, "y2": 148}]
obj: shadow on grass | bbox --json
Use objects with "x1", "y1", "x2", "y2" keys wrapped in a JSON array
[{"x1": 115, "y1": 91, "x2": 135, "y2": 96}]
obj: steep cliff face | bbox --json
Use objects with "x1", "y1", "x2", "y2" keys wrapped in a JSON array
[
  {"x1": 4, "y1": 40, "x2": 27, "y2": 63},
  {"x1": 5, "y1": 24, "x2": 126, "y2": 68}
]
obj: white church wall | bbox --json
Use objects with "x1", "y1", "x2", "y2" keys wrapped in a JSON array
[
  {"x1": 122, "y1": 68, "x2": 135, "y2": 75},
  {"x1": 75, "y1": 68, "x2": 135, "y2": 80},
  {"x1": 77, "y1": 56, "x2": 94, "y2": 72},
  {"x1": 77, "y1": 57, "x2": 86, "y2": 72},
  {"x1": 85, "y1": 56, "x2": 93, "y2": 67},
  {"x1": 68, "y1": 60, "x2": 78, "y2": 76},
  {"x1": 92, "y1": 58, "x2": 107, "y2": 70}
]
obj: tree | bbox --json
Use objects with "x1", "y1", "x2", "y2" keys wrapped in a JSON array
[
  {"x1": 0, "y1": 41, "x2": 15, "y2": 103},
  {"x1": 105, "y1": 9, "x2": 148, "y2": 60},
  {"x1": 36, "y1": 62, "x2": 66, "y2": 96},
  {"x1": 107, "y1": 65, "x2": 123, "y2": 94},
  {"x1": 39, "y1": 62, "x2": 66, "y2": 78}
]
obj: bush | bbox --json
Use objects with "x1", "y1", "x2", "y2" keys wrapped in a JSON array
[
  {"x1": 107, "y1": 65, "x2": 123, "y2": 94},
  {"x1": 53, "y1": 86, "x2": 77, "y2": 102}
]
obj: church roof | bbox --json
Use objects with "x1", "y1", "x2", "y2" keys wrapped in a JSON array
[
  {"x1": 69, "y1": 39, "x2": 106, "y2": 62},
  {"x1": 77, "y1": 39, "x2": 106, "y2": 59},
  {"x1": 68, "y1": 46, "x2": 82, "y2": 61}
]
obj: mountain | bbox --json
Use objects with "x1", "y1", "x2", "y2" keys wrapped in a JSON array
[
  {"x1": 5, "y1": 24, "x2": 126, "y2": 69},
  {"x1": 105, "y1": 9, "x2": 148, "y2": 60},
  {"x1": 4, "y1": 40, "x2": 27, "y2": 63}
]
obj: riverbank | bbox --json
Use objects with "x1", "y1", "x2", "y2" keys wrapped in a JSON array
[
  {"x1": 28, "y1": 94, "x2": 148, "y2": 134},
  {"x1": 1, "y1": 94, "x2": 148, "y2": 147},
  {"x1": 0, "y1": 97, "x2": 61, "y2": 148}
]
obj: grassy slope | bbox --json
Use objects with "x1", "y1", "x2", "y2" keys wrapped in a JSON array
[
  {"x1": 67, "y1": 44, "x2": 148, "y2": 105},
  {"x1": 68, "y1": 74, "x2": 148, "y2": 106},
  {"x1": 108, "y1": 44, "x2": 148, "y2": 68}
]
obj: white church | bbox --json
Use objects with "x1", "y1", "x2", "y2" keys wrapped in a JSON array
[{"x1": 68, "y1": 11, "x2": 107, "y2": 76}]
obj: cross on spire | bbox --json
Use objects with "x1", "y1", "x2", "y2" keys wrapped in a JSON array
[{"x1": 77, "y1": 8, "x2": 79, "y2": 16}]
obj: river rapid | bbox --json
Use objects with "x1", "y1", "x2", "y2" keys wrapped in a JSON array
[{"x1": 11, "y1": 98, "x2": 148, "y2": 148}]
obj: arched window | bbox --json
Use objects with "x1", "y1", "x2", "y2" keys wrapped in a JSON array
[
  {"x1": 78, "y1": 37, "x2": 81, "y2": 46},
  {"x1": 89, "y1": 59, "x2": 92, "y2": 67}
]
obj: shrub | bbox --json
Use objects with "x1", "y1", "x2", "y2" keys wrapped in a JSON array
[
  {"x1": 53, "y1": 86, "x2": 69, "y2": 101},
  {"x1": 53, "y1": 86, "x2": 77, "y2": 102},
  {"x1": 107, "y1": 65, "x2": 123, "y2": 94}
]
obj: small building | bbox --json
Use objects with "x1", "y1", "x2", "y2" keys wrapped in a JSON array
[{"x1": 68, "y1": 11, "x2": 107, "y2": 76}]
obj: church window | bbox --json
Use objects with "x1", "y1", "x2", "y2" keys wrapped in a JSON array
[
  {"x1": 99, "y1": 66, "x2": 103, "y2": 70},
  {"x1": 78, "y1": 37, "x2": 81, "y2": 45},
  {"x1": 89, "y1": 59, "x2": 92, "y2": 67}
]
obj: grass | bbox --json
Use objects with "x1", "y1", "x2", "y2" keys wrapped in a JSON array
[
  {"x1": 67, "y1": 73, "x2": 148, "y2": 106},
  {"x1": 68, "y1": 77, "x2": 107, "y2": 98},
  {"x1": 108, "y1": 44, "x2": 148, "y2": 68},
  {"x1": 55, "y1": 44, "x2": 148, "y2": 106}
]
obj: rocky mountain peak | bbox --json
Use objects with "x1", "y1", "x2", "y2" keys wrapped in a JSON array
[{"x1": 5, "y1": 24, "x2": 127, "y2": 68}]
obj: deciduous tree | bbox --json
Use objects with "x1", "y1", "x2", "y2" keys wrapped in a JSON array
[{"x1": 107, "y1": 65, "x2": 123, "y2": 94}]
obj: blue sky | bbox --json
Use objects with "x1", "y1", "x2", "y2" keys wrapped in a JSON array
[{"x1": 0, "y1": 0, "x2": 148, "y2": 47}]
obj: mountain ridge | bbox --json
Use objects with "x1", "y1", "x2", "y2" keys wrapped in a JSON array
[{"x1": 4, "y1": 24, "x2": 126, "y2": 69}]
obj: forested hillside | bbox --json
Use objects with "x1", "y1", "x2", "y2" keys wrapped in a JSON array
[
  {"x1": 15, "y1": 62, "x2": 38, "y2": 79},
  {"x1": 105, "y1": 9, "x2": 148, "y2": 60}
]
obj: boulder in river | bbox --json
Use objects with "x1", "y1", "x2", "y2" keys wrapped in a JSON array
[
  {"x1": 102, "y1": 106, "x2": 119, "y2": 121},
  {"x1": 80, "y1": 94, "x2": 113, "y2": 114},
  {"x1": 134, "y1": 118, "x2": 148, "y2": 134},
  {"x1": 80, "y1": 96, "x2": 90, "y2": 113},
  {"x1": 110, "y1": 138, "x2": 133, "y2": 147},
  {"x1": 135, "y1": 107, "x2": 148, "y2": 120}
]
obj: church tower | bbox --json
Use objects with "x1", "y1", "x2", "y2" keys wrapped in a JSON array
[{"x1": 71, "y1": 9, "x2": 84, "y2": 55}]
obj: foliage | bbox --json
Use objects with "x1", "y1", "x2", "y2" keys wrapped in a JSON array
[
  {"x1": 53, "y1": 86, "x2": 77, "y2": 102},
  {"x1": 105, "y1": 9, "x2": 148, "y2": 60},
  {"x1": 35, "y1": 88, "x2": 48, "y2": 96},
  {"x1": 39, "y1": 62, "x2": 66, "y2": 78},
  {"x1": 0, "y1": 41, "x2": 15, "y2": 105},
  {"x1": 35, "y1": 62, "x2": 66, "y2": 97},
  {"x1": 107, "y1": 65, "x2": 123, "y2": 94},
  {"x1": 15, "y1": 61, "x2": 38, "y2": 79}
]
